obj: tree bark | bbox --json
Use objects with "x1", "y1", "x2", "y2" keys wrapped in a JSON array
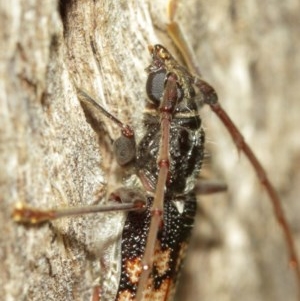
[{"x1": 1, "y1": 1, "x2": 300, "y2": 301}]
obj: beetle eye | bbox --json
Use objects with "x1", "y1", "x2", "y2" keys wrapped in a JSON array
[{"x1": 146, "y1": 69, "x2": 166, "y2": 106}]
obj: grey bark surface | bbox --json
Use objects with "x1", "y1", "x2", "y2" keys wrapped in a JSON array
[{"x1": 1, "y1": 1, "x2": 300, "y2": 301}]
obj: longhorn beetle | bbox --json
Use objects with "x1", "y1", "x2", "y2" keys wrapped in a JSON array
[
  {"x1": 13, "y1": 3, "x2": 300, "y2": 301},
  {"x1": 13, "y1": 42, "x2": 300, "y2": 300}
]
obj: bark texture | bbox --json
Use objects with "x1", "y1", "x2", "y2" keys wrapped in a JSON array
[{"x1": 1, "y1": 1, "x2": 300, "y2": 301}]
